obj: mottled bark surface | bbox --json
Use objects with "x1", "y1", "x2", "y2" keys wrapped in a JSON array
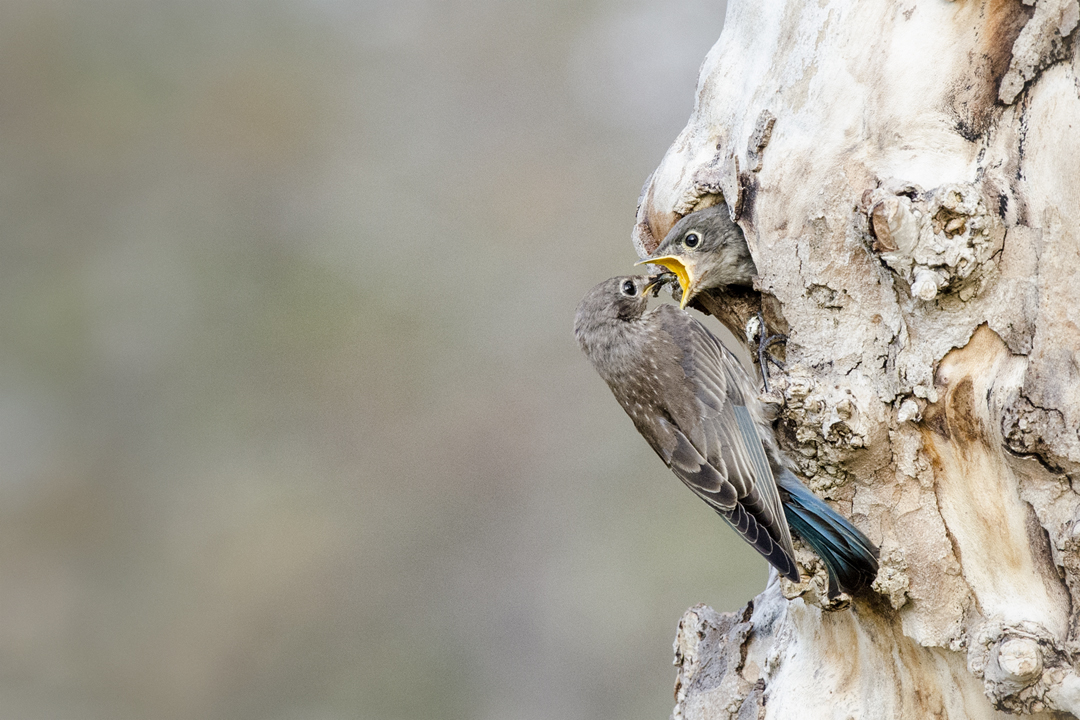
[{"x1": 636, "y1": 1, "x2": 1080, "y2": 717}]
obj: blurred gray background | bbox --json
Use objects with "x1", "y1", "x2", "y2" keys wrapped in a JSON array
[{"x1": 0, "y1": 1, "x2": 768, "y2": 718}]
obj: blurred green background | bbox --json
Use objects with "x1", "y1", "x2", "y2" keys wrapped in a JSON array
[{"x1": 0, "y1": 1, "x2": 768, "y2": 718}]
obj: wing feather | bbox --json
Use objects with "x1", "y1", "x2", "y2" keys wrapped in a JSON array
[
  {"x1": 664, "y1": 425, "x2": 798, "y2": 581},
  {"x1": 653, "y1": 305, "x2": 797, "y2": 569}
]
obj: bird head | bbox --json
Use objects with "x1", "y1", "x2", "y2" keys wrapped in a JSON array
[
  {"x1": 637, "y1": 203, "x2": 757, "y2": 308},
  {"x1": 574, "y1": 274, "x2": 673, "y2": 346}
]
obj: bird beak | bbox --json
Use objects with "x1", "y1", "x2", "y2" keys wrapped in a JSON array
[
  {"x1": 641, "y1": 274, "x2": 672, "y2": 298},
  {"x1": 636, "y1": 256, "x2": 697, "y2": 309}
]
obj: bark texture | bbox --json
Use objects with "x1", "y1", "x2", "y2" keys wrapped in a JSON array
[{"x1": 634, "y1": 1, "x2": 1080, "y2": 717}]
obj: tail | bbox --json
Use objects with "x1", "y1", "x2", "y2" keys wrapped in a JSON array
[{"x1": 776, "y1": 469, "x2": 879, "y2": 598}]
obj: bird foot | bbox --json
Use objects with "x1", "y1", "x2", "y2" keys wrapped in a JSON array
[{"x1": 747, "y1": 312, "x2": 787, "y2": 393}]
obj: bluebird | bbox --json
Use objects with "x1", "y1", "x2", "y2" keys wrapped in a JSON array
[
  {"x1": 574, "y1": 275, "x2": 878, "y2": 597},
  {"x1": 641, "y1": 203, "x2": 756, "y2": 308}
]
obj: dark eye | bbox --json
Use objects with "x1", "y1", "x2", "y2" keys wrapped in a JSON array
[
  {"x1": 621, "y1": 279, "x2": 637, "y2": 296},
  {"x1": 684, "y1": 232, "x2": 700, "y2": 248}
]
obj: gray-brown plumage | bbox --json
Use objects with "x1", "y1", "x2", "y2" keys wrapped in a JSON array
[
  {"x1": 574, "y1": 275, "x2": 879, "y2": 596},
  {"x1": 645, "y1": 202, "x2": 784, "y2": 388},
  {"x1": 642, "y1": 203, "x2": 756, "y2": 308}
]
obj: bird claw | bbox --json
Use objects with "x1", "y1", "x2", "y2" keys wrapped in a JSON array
[
  {"x1": 760, "y1": 334, "x2": 787, "y2": 369},
  {"x1": 752, "y1": 312, "x2": 787, "y2": 393}
]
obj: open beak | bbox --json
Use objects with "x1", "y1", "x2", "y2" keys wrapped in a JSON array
[{"x1": 636, "y1": 256, "x2": 698, "y2": 309}]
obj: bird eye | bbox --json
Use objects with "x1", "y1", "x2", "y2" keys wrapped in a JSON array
[
  {"x1": 621, "y1": 279, "x2": 637, "y2": 296},
  {"x1": 684, "y1": 232, "x2": 700, "y2": 248}
]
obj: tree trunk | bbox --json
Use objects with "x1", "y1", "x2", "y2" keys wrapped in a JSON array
[{"x1": 633, "y1": 1, "x2": 1080, "y2": 717}]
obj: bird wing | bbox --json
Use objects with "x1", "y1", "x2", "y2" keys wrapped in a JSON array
[
  {"x1": 655, "y1": 306, "x2": 797, "y2": 570},
  {"x1": 658, "y1": 415, "x2": 799, "y2": 581}
]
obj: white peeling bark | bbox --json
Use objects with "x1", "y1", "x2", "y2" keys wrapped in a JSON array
[{"x1": 635, "y1": 1, "x2": 1080, "y2": 718}]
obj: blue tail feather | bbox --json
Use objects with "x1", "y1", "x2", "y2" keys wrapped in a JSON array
[{"x1": 776, "y1": 469, "x2": 879, "y2": 597}]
